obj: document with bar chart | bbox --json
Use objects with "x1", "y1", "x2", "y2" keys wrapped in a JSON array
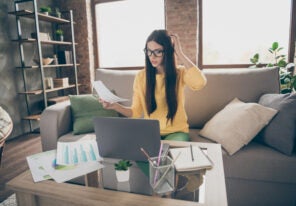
[{"x1": 56, "y1": 139, "x2": 102, "y2": 165}]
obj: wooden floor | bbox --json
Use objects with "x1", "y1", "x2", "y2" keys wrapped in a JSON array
[{"x1": 0, "y1": 133, "x2": 42, "y2": 203}]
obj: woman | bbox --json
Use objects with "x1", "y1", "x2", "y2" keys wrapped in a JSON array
[{"x1": 101, "y1": 30, "x2": 207, "y2": 141}]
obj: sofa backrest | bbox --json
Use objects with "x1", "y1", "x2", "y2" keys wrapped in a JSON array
[{"x1": 96, "y1": 67, "x2": 280, "y2": 128}]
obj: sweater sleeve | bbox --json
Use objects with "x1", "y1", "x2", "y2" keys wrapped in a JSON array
[
  {"x1": 131, "y1": 72, "x2": 144, "y2": 118},
  {"x1": 182, "y1": 66, "x2": 207, "y2": 90}
]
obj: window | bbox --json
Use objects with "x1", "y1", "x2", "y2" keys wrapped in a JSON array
[
  {"x1": 95, "y1": 0, "x2": 165, "y2": 68},
  {"x1": 201, "y1": 0, "x2": 292, "y2": 67}
]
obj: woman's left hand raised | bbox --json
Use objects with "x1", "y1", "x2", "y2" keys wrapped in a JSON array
[{"x1": 170, "y1": 33, "x2": 183, "y2": 57}]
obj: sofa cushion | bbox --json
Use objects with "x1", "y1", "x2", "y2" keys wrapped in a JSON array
[
  {"x1": 199, "y1": 98, "x2": 278, "y2": 155},
  {"x1": 256, "y1": 93, "x2": 296, "y2": 155},
  {"x1": 69, "y1": 95, "x2": 118, "y2": 135},
  {"x1": 223, "y1": 141, "x2": 296, "y2": 184}
]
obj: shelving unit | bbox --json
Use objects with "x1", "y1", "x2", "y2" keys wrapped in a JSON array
[{"x1": 9, "y1": 0, "x2": 79, "y2": 132}]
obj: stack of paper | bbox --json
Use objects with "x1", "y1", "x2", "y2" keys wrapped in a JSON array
[
  {"x1": 26, "y1": 139, "x2": 104, "y2": 183},
  {"x1": 56, "y1": 139, "x2": 101, "y2": 165},
  {"x1": 92, "y1": 80, "x2": 129, "y2": 103},
  {"x1": 169, "y1": 146, "x2": 213, "y2": 172}
]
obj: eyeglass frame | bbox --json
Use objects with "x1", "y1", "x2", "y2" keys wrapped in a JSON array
[{"x1": 143, "y1": 48, "x2": 164, "y2": 57}]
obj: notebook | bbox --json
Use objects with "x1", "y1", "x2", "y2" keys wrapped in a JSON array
[
  {"x1": 169, "y1": 146, "x2": 213, "y2": 172},
  {"x1": 93, "y1": 117, "x2": 161, "y2": 162}
]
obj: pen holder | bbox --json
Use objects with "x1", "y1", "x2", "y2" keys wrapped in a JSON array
[{"x1": 149, "y1": 156, "x2": 175, "y2": 194}]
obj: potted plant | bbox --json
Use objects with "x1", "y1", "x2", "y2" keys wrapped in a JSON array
[
  {"x1": 54, "y1": 8, "x2": 61, "y2": 18},
  {"x1": 55, "y1": 29, "x2": 64, "y2": 41},
  {"x1": 114, "y1": 159, "x2": 132, "y2": 182},
  {"x1": 40, "y1": 6, "x2": 52, "y2": 15},
  {"x1": 250, "y1": 42, "x2": 296, "y2": 93}
]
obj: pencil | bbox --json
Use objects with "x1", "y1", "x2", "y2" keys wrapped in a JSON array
[
  {"x1": 140, "y1": 147, "x2": 154, "y2": 165},
  {"x1": 154, "y1": 143, "x2": 163, "y2": 184},
  {"x1": 190, "y1": 144, "x2": 194, "y2": 161}
]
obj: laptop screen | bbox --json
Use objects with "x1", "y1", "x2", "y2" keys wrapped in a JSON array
[{"x1": 93, "y1": 117, "x2": 161, "y2": 162}]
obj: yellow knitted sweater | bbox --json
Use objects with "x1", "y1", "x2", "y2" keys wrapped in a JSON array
[{"x1": 131, "y1": 66, "x2": 206, "y2": 135}]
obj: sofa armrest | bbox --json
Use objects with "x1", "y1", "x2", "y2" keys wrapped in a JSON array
[{"x1": 40, "y1": 101, "x2": 72, "y2": 151}]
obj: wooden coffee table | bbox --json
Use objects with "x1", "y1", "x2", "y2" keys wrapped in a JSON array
[{"x1": 7, "y1": 141, "x2": 227, "y2": 206}]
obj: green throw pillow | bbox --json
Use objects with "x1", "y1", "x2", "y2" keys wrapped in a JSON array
[{"x1": 69, "y1": 94, "x2": 119, "y2": 135}]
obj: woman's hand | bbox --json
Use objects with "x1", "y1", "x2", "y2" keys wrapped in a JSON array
[
  {"x1": 99, "y1": 98, "x2": 133, "y2": 117},
  {"x1": 170, "y1": 34, "x2": 184, "y2": 57},
  {"x1": 169, "y1": 32, "x2": 196, "y2": 69},
  {"x1": 99, "y1": 98, "x2": 117, "y2": 110}
]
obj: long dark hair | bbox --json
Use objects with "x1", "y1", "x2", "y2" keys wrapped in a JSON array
[{"x1": 144, "y1": 30, "x2": 178, "y2": 123}]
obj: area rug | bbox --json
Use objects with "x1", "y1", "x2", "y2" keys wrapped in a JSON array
[{"x1": 0, "y1": 194, "x2": 17, "y2": 206}]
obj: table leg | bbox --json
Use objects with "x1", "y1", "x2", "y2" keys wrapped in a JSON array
[
  {"x1": 84, "y1": 170, "x2": 99, "y2": 188},
  {"x1": 15, "y1": 192, "x2": 37, "y2": 206}
]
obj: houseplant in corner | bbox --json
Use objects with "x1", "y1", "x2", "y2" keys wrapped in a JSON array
[
  {"x1": 250, "y1": 42, "x2": 296, "y2": 93},
  {"x1": 40, "y1": 6, "x2": 52, "y2": 15},
  {"x1": 114, "y1": 159, "x2": 132, "y2": 182}
]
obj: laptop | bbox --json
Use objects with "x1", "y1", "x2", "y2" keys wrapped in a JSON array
[{"x1": 93, "y1": 117, "x2": 161, "y2": 162}]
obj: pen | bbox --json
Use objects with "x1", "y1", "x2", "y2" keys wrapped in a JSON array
[
  {"x1": 154, "y1": 143, "x2": 163, "y2": 184},
  {"x1": 140, "y1": 148, "x2": 155, "y2": 165},
  {"x1": 190, "y1": 144, "x2": 194, "y2": 162}
]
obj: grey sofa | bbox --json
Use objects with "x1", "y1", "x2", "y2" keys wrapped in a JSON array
[{"x1": 40, "y1": 67, "x2": 296, "y2": 206}]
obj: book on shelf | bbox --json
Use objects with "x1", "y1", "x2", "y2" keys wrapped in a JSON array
[
  {"x1": 53, "y1": 78, "x2": 69, "y2": 87},
  {"x1": 169, "y1": 145, "x2": 213, "y2": 172},
  {"x1": 57, "y1": 50, "x2": 72, "y2": 64}
]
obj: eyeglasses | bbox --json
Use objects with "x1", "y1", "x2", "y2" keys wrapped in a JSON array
[{"x1": 144, "y1": 48, "x2": 164, "y2": 57}]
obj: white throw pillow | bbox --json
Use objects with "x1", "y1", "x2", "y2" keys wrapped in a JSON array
[{"x1": 199, "y1": 98, "x2": 278, "y2": 155}]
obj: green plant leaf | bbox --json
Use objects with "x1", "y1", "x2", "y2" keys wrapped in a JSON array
[
  {"x1": 55, "y1": 29, "x2": 63, "y2": 35},
  {"x1": 291, "y1": 75, "x2": 296, "y2": 90},
  {"x1": 250, "y1": 53, "x2": 259, "y2": 64},
  {"x1": 276, "y1": 55, "x2": 286, "y2": 60},
  {"x1": 40, "y1": 6, "x2": 52, "y2": 13},
  {"x1": 278, "y1": 59, "x2": 287, "y2": 67},
  {"x1": 272, "y1": 42, "x2": 278, "y2": 50},
  {"x1": 281, "y1": 88, "x2": 292, "y2": 94},
  {"x1": 114, "y1": 159, "x2": 132, "y2": 171}
]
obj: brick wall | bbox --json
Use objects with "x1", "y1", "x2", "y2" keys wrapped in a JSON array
[
  {"x1": 54, "y1": 0, "x2": 94, "y2": 94},
  {"x1": 166, "y1": 0, "x2": 198, "y2": 65}
]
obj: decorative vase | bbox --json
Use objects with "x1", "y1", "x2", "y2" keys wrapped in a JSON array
[
  {"x1": 115, "y1": 169, "x2": 130, "y2": 182},
  {"x1": 117, "y1": 181, "x2": 131, "y2": 192},
  {"x1": 57, "y1": 35, "x2": 64, "y2": 41}
]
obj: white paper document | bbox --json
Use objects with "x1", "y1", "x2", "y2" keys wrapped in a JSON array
[
  {"x1": 26, "y1": 150, "x2": 53, "y2": 182},
  {"x1": 56, "y1": 139, "x2": 102, "y2": 165},
  {"x1": 93, "y1": 80, "x2": 129, "y2": 103},
  {"x1": 27, "y1": 150, "x2": 104, "y2": 183},
  {"x1": 40, "y1": 151, "x2": 103, "y2": 183}
]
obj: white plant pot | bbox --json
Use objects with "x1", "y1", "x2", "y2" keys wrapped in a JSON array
[{"x1": 116, "y1": 170, "x2": 130, "y2": 182}]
